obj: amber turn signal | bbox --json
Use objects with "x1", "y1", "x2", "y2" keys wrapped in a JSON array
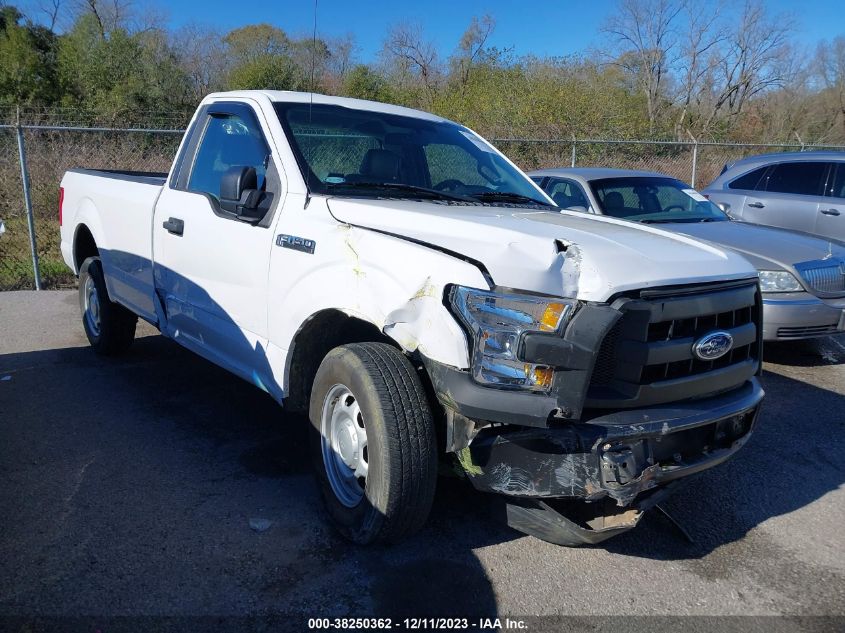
[
  {"x1": 539, "y1": 302, "x2": 568, "y2": 332},
  {"x1": 529, "y1": 365, "x2": 554, "y2": 389}
]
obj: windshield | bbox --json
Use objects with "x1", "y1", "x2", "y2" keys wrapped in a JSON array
[
  {"x1": 590, "y1": 177, "x2": 729, "y2": 223},
  {"x1": 273, "y1": 102, "x2": 551, "y2": 206}
]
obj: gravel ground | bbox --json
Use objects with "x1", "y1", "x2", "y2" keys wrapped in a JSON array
[{"x1": 0, "y1": 290, "x2": 843, "y2": 632}]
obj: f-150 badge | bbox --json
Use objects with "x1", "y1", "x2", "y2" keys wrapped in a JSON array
[{"x1": 276, "y1": 234, "x2": 315, "y2": 254}]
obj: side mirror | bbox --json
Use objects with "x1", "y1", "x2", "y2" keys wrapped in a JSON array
[
  {"x1": 220, "y1": 166, "x2": 263, "y2": 219},
  {"x1": 565, "y1": 205, "x2": 589, "y2": 214}
]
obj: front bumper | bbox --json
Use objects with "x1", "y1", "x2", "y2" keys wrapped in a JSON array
[
  {"x1": 459, "y1": 378, "x2": 763, "y2": 507},
  {"x1": 762, "y1": 293, "x2": 845, "y2": 340}
]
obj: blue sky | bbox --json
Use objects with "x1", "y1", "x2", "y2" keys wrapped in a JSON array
[
  {"x1": 154, "y1": 0, "x2": 842, "y2": 60},
  {"x1": 18, "y1": 0, "x2": 844, "y2": 59}
]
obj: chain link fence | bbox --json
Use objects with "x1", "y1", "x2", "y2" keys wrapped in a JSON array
[
  {"x1": 495, "y1": 138, "x2": 845, "y2": 187},
  {"x1": 1, "y1": 122, "x2": 843, "y2": 291},
  {"x1": 0, "y1": 124, "x2": 182, "y2": 290}
]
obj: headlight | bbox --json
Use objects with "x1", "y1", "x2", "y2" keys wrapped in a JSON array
[
  {"x1": 450, "y1": 286, "x2": 576, "y2": 392},
  {"x1": 759, "y1": 270, "x2": 802, "y2": 293}
]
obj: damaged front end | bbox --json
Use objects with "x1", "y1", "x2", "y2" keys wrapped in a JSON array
[
  {"x1": 464, "y1": 383, "x2": 760, "y2": 505},
  {"x1": 427, "y1": 278, "x2": 765, "y2": 545},
  {"x1": 461, "y1": 383, "x2": 761, "y2": 544}
]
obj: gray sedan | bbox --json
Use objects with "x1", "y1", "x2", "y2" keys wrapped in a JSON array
[
  {"x1": 701, "y1": 151, "x2": 845, "y2": 242},
  {"x1": 529, "y1": 167, "x2": 845, "y2": 341}
]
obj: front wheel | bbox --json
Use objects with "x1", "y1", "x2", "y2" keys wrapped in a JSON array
[
  {"x1": 309, "y1": 343, "x2": 437, "y2": 544},
  {"x1": 78, "y1": 256, "x2": 137, "y2": 355}
]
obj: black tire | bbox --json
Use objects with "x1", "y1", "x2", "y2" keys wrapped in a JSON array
[
  {"x1": 309, "y1": 342, "x2": 437, "y2": 544},
  {"x1": 78, "y1": 256, "x2": 137, "y2": 355}
]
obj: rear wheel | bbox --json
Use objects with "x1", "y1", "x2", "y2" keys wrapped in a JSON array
[
  {"x1": 78, "y1": 256, "x2": 137, "y2": 355},
  {"x1": 309, "y1": 342, "x2": 437, "y2": 544}
]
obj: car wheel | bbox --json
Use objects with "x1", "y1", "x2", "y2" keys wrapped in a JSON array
[
  {"x1": 309, "y1": 342, "x2": 437, "y2": 544},
  {"x1": 78, "y1": 256, "x2": 137, "y2": 355}
]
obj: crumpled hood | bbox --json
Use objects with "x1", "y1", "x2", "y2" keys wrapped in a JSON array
[
  {"x1": 661, "y1": 220, "x2": 845, "y2": 273},
  {"x1": 326, "y1": 198, "x2": 758, "y2": 302}
]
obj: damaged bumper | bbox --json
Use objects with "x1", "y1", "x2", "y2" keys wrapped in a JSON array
[{"x1": 460, "y1": 378, "x2": 763, "y2": 507}]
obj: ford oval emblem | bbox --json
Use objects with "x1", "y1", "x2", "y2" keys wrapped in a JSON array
[{"x1": 692, "y1": 331, "x2": 734, "y2": 361}]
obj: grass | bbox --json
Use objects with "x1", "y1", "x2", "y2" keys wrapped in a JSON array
[{"x1": 0, "y1": 215, "x2": 75, "y2": 290}]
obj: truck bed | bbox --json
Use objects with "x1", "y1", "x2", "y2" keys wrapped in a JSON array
[{"x1": 61, "y1": 168, "x2": 168, "y2": 323}]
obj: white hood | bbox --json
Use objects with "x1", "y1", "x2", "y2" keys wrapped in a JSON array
[{"x1": 327, "y1": 198, "x2": 758, "y2": 302}]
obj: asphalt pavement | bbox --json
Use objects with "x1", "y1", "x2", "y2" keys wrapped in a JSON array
[{"x1": 1, "y1": 290, "x2": 843, "y2": 631}]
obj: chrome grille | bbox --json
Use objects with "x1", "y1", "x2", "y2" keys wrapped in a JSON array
[
  {"x1": 798, "y1": 261, "x2": 845, "y2": 294},
  {"x1": 777, "y1": 324, "x2": 840, "y2": 338}
]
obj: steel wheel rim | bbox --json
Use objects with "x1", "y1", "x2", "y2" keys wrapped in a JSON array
[
  {"x1": 321, "y1": 383, "x2": 368, "y2": 508},
  {"x1": 83, "y1": 276, "x2": 101, "y2": 337}
]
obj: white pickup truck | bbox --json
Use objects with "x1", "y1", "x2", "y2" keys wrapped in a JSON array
[{"x1": 60, "y1": 91, "x2": 764, "y2": 546}]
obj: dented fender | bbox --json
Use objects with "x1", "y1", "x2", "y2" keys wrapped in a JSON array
[
  {"x1": 382, "y1": 276, "x2": 466, "y2": 364},
  {"x1": 268, "y1": 197, "x2": 488, "y2": 387}
]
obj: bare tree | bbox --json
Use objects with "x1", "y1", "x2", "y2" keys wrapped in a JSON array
[
  {"x1": 813, "y1": 36, "x2": 845, "y2": 139},
  {"x1": 698, "y1": 0, "x2": 796, "y2": 134},
  {"x1": 601, "y1": 0, "x2": 682, "y2": 133},
  {"x1": 170, "y1": 23, "x2": 228, "y2": 101},
  {"x1": 79, "y1": 0, "x2": 106, "y2": 37},
  {"x1": 454, "y1": 14, "x2": 495, "y2": 87},
  {"x1": 381, "y1": 21, "x2": 440, "y2": 96},
  {"x1": 71, "y1": 0, "x2": 164, "y2": 36},
  {"x1": 31, "y1": 0, "x2": 63, "y2": 31},
  {"x1": 673, "y1": 0, "x2": 724, "y2": 138},
  {"x1": 327, "y1": 33, "x2": 357, "y2": 79}
]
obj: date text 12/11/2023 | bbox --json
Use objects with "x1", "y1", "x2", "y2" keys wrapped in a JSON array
[{"x1": 307, "y1": 617, "x2": 528, "y2": 630}]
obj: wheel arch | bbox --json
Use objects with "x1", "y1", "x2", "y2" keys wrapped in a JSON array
[
  {"x1": 73, "y1": 224, "x2": 99, "y2": 273},
  {"x1": 284, "y1": 309, "x2": 399, "y2": 413}
]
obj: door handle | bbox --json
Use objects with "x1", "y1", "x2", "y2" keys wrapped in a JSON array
[
  {"x1": 162, "y1": 217, "x2": 184, "y2": 235},
  {"x1": 820, "y1": 208, "x2": 841, "y2": 216},
  {"x1": 747, "y1": 202, "x2": 765, "y2": 208}
]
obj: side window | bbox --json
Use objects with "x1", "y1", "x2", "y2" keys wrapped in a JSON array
[
  {"x1": 728, "y1": 166, "x2": 768, "y2": 191},
  {"x1": 188, "y1": 112, "x2": 270, "y2": 200},
  {"x1": 548, "y1": 179, "x2": 589, "y2": 209},
  {"x1": 762, "y1": 162, "x2": 827, "y2": 196}
]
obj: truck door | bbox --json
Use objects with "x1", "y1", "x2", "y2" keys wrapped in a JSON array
[{"x1": 152, "y1": 101, "x2": 283, "y2": 396}]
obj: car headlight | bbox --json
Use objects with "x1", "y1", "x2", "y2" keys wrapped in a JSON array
[
  {"x1": 759, "y1": 270, "x2": 802, "y2": 293},
  {"x1": 450, "y1": 286, "x2": 576, "y2": 392}
]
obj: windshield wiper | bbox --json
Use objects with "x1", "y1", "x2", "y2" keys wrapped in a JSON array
[
  {"x1": 471, "y1": 191, "x2": 552, "y2": 206},
  {"x1": 326, "y1": 181, "x2": 475, "y2": 202},
  {"x1": 640, "y1": 217, "x2": 720, "y2": 224}
]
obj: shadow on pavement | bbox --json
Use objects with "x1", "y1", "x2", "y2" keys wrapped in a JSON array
[
  {"x1": 0, "y1": 333, "x2": 503, "y2": 619},
  {"x1": 763, "y1": 336, "x2": 845, "y2": 367}
]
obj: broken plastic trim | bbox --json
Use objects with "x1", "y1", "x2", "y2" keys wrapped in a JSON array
[
  {"x1": 504, "y1": 481, "x2": 683, "y2": 546},
  {"x1": 463, "y1": 386, "x2": 762, "y2": 507}
]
